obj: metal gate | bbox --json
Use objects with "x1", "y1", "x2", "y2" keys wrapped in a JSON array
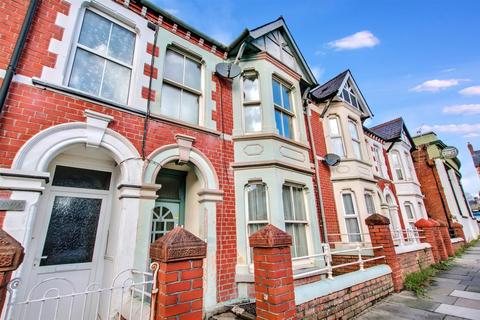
[{"x1": 4, "y1": 263, "x2": 159, "y2": 320}]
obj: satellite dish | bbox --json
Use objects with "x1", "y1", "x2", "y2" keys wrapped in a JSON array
[
  {"x1": 324, "y1": 153, "x2": 341, "y2": 166},
  {"x1": 441, "y1": 146, "x2": 459, "y2": 159},
  {"x1": 215, "y1": 62, "x2": 241, "y2": 79}
]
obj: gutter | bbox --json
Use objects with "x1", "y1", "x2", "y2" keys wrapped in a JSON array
[{"x1": 0, "y1": 0, "x2": 38, "y2": 114}]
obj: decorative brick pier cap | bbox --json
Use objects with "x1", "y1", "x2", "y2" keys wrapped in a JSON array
[
  {"x1": 150, "y1": 226, "x2": 207, "y2": 262},
  {"x1": 365, "y1": 213, "x2": 390, "y2": 226},
  {"x1": 249, "y1": 224, "x2": 292, "y2": 248}
]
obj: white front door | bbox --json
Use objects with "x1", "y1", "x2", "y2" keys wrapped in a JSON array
[{"x1": 16, "y1": 164, "x2": 113, "y2": 320}]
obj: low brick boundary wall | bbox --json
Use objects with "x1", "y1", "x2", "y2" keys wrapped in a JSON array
[
  {"x1": 331, "y1": 254, "x2": 383, "y2": 275},
  {"x1": 451, "y1": 238, "x2": 465, "y2": 253},
  {"x1": 295, "y1": 267, "x2": 393, "y2": 319},
  {"x1": 396, "y1": 245, "x2": 434, "y2": 279}
]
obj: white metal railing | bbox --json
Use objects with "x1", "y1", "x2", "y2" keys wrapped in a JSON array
[
  {"x1": 292, "y1": 243, "x2": 385, "y2": 280},
  {"x1": 4, "y1": 263, "x2": 159, "y2": 320},
  {"x1": 391, "y1": 226, "x2": 424, "y2": 246},
  {"x1": 327, "y1": 232, "x2": 371, "y2": 245}
]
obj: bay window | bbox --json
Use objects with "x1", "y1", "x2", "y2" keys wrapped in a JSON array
[
  {"x1": 348, "y1": 120, "x2": 362, "y2": 160},
  {"x1": 342, "y1": 192, "x2": 362, "y2": 242},
  {"x1": 391, "y1": 151, "x2": 404, "y2": 181},
  {"x1": 243, "y1": 73, "x2": 262, "y2": 132},
  {"x1": 404, "y1": 202, "x2": 416, "y2": 227},
  {"x1": 364, "y1": 192, "x2": 376, "y2": 215},
  {"x1": 160, "y1": 49, "x2": 202, "y2": 124},
  {"x1": 272, "y1": 79, "x2": 293, "y2": 138},
  {"x1": 404, "y1": 151, "x2": 414, "y2": 180},
  {"x1": 328, "y1": 117, "x2": 345, "y2": 157},
  {"x1": 373, "y1": 146, "x2": 385, "y2": 177},
  {"x1": 68, "y1": 9, "x2": 135, "y2": 104},
  {"x1": 282, "y1": 184, "x2": 308, "y2": 258}
]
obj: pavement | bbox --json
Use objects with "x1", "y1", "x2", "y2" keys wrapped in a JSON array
[{"x1": 357, "y1": 241, "x2": 480, "y2": 320}]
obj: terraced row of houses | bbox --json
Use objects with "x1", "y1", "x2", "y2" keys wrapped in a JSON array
[{"x1": 0, "y1": 1, "x2": 478, "y2": 319}]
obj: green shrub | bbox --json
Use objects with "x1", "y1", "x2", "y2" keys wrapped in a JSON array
[{"x1": 404, "y1": 267, "x2": 437, "y2": 296}]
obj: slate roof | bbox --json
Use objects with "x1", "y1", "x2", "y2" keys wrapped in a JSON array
[
  {"x1": 473, "y1": 150, "x2": 480, "y2": 167},
  {"x1": 369, "y1": 117, "x2": 404, "y2": 141},
  {"x1": 309, "y1": 70, "x2": 349, "y2": 101}
]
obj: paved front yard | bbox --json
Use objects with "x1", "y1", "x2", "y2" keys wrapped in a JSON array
[{"x1": 357, "y1": 242, "x2": 480, "y2": 320}]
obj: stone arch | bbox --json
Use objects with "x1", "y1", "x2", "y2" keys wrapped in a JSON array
[
  {"x1": 144, "y1": 144, "x2": 219, "y2": 191},
  {"x1": 12, "y1": 121, "x2": 143, "y2": 185}
]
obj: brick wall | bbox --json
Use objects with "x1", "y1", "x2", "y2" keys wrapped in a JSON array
[
  {"x1": 452, "y1": 240, "x2": 464, "y2": 253},
  {"x1": 412, "y1": 147, "x2": 452, "y2": 226},
  {"x1": 306, "y1": 110, "x2": 340, "y2": 241},
  {"x1": 295, "y1": 273, "x2": 393, "y2": 320},
  {"x1": 397, "y1": 247, "x2": 434, "y2": 279},
  {"x1": 331, "y1": 254, "x2": 384, "y2": 276}
]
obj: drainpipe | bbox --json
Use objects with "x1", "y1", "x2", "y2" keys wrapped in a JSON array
[
  {"x1": 0, "y1": 0, "x2": 39, "y2": 114},
  {"x1": 305, "y1": 98, "x2": 329, "y2": 242}
]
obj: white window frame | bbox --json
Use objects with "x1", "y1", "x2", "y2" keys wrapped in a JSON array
[
  {"x1": 404, "y1": 202, "x2": 416, "y2": 226},
  {"x1": 373, "y1": 145, "x2": 385, "y2": 177},
  {"x1": 348, "y1": 119, "x2": 362, "y2": 160},
  {"x1": 160, "y1": 46, "x2": 204, "y2": 125},
  {"x1": 364, "y1": 192, "x2": 376, "y2": 215},
  {"x1": 272, "y1": 77, "x2": 295, "y2": 139},
  {"x1": 340, "y1": 81, "x2": 359, "y2": 109},
  {"x1": 65, "y1": 7, "x2": 137, "y2": 104},
  {"x1": 245, "y1": 182, "x2": 270, "y2": 265},
  {"x1": 328, "y1": 116, "x2": 345, "y2": 157},
  {"x1": 282, "y1": 183, "x2": 310, "y2": 260},
  {"x1": 403, "y1": 151, "x2": 414, "y2": 181},
  {"x1": 242, "y1": 71, "x2": 262, "y2": 133},
  {"x1": 391, "y1": 151, "x2": 405, "y2": 181},
  {"x1": 341, "y1": 191, "x2": 362, "y2": 242}
]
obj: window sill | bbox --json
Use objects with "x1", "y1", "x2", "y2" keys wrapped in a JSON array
[
  {"x1": 31, "y1": 78, "x2": 221, "y2": 137},
  {"x1": 232, "y1": 132, "x2": 310, "y2": 150}
]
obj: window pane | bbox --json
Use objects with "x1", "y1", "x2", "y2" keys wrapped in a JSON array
[
  {"x1": 351, "y1": 95, "x2": 358, "y2": 109},
  {"x1": 248, "y1": 223, "x2": 267, "y2": 236},
  {"x1": 282, "y1": 112, "x2": 292, "y2": 138},
  {"x1": 281, "y1": 85, "x2": 291, "y2": 110},
  {"x1": 109, "y1": 23, "x2": 135, "y2": 64},
  {"x1": 294, "y1": 224, "x2": 308, "y2": 257},
  {"x1": 332, "y1": 138, "x2": 345, "y2": 157},
  {"x1": 69, "y1": 48, "x2": 104, "y2": 96},
  {"x1": 272, "y1": 79, "x2": 282, "y2": 106},
  {"x1": 365, "y1": 194, "x2": 375, "y2": 214},
  {"x1": 342, "y1": 89, "x2": 351, "y2": 103},
  {"x1": 293, "y1": 187, "x2": 306, "y2": 220},
  {"x1": 348, "y1": 121, "x2": 359, "y2": 140},
  {"x1": 160, "y1": 84, "x2": 181, "y2": 118},
  {"x1": 243, "y1": 75, "x2": 259, "y2": 102},
  {"x1": 247, "y1": 184, "x2": 268, "y2": 221},
  {"x1": 101, "y1": 60, "x2": 131, "y2": 103},
  {"x1": 342, "y1": 193, "x2": 355, "y2": 215},
  {"x1": 275, "y1": 109, "x2": 284, "y2": 136},
  {"x1": 180, "y1": 90, "x2": 199, "y2": 124},
  {"x1": 164, "y1": 50, "x2": 183, "y2": 84},
  {"x1": 329, "y1": 118, "x2": 340, "y2": 136},
  {"x1": 345, "y1": 218, "x2": 361, "y2": 242},
  {"x1": 353, "y1": 141, "x2": 362, "y2": 160},
  {"x1": 282, "y1": 185, "x2": 293, "y2": 220},
  {"x1": 52, "y1": 166, "x2": 111, "y2": 190},
  {"x1": 244, "y1": 106, "x2": 262, "y2": 132},
  {"x1": 155, "y1": 171, "x2": 182, "y2": 200},
  {"x1": 40, "y1": 196, "x2": 102, "y2": 266},
  {"x1": 184, "y1": 57, "x2": 201, "y2": 90},
  {"x1": 405, "y1": 204, "x2": 414, "y2": 219},
  {"x1": 266, "y1": 36, "x2": 281, "y2": 59},
  {"x1": 78, "y1": 11, "x2": 110, "y2": 55}
]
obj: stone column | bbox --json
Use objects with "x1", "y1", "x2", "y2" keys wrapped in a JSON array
[
  {"x1": 452, "y1": 222, "x2": 466, "y2": 242},
  {"x1": 150, "y1": 227, "x2": 207, "y2": 320},
  {"x1": 365, "y1": 214, "x2": 403, "y2": 292},
  {"x1": 249, "y1": 224, "x2": 296, "y2": 320},
  {"x1": 430, "y1": 219, "x2": 448, "y2": 261},
  {"x1": 415, "y1": 219, "x2": 440, "y2": 263},
  {"x1": 437, "y1": 220, "x2": 454, "y2": 257},
  {"x1": 0, "y1": 229, "x2": 24, "y2": 312}
]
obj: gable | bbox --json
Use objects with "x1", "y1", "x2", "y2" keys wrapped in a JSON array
[{"x1": 337, "y1": 73, "x2": 372, "y2": 117}]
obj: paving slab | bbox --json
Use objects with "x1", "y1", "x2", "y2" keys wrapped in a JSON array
[
  {"x1": 465, "y1": 285, "x2": 480, "y2": 292},
  {"x1": 435, "y1": 304, "x2": 480, "y2": 320},
  {"x1": 454, "y1": 297, "x2": 480, "y2": 310},
  {"x1": 450, "y1": 289, "x2": 480, "y2": 300}
]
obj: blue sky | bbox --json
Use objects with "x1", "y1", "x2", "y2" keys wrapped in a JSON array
[{"x1": 153, "y1": 0, "x2": 480, "y2": 195}]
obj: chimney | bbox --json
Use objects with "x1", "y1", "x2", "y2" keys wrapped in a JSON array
[{"x1": 467, "y1": 142, "x2": 474, "y2": 155}]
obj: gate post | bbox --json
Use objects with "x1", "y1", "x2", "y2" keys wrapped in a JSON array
[
  {"x1": 452, "y1": 222, "x2": 466, "y2": 242},
  {"x1": 150, "y1": 227, "x2": 207, "y2": 320},
  {"x1": 0, "y1": 229, "x2": 24, "y2": 313},
  {"x1": 415, "y1": 219, "x2": 440, "y2": 263},
  {"x1": 365, "y1": 214, "x2": 403, "y2": 292},
  {"x1": 430, "y1": 219, "x2": 448, "y2": 261},
  {"x1": 437, "y1": 220, "x2": 454, "y2": 257}
]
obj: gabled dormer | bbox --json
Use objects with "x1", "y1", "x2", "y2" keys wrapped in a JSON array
[
  {"x1": 228, "y1": 17, "x2": 317, "y2": 86},
  {"x1": 309, "y1": 70, "x2": 373, "y2": 119}
]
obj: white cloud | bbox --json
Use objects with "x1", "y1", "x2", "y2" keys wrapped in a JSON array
[
  {"x1": 459, "y1": 85, "x2": 480, "y2": 96},
  {"x1": 443, "y1": 104, "x2": 480, "y2": 115},
  {"x1": 411, "y1": 79, "x2": 468, "y2": 92},
  {"x1": 441, "y1": 68, "x2": 456, "y2": 73},
  {"x1": 311, "y1": 66, "x2": 325, "y2": 81},
  {"x1": 327, "y1": 31, "x2": 380, "y2": 51},
  {"x1": 417, "y1": 123, "x2": 480, "y2": 135},
  {"x1": 463, "y1": 133, "x2": 480, "y2": 138}
]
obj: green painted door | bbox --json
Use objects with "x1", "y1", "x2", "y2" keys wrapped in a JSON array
[{"x1": 150, "y1": 168, "x2": 187, "y2": 243}]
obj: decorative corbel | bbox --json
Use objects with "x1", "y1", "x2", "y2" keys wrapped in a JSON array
[
  {"x1": 84, "y1": 109, "x2": 114, "y2": 148},
  {"x1": 175, "y1": 134, "x2": 196, "y2": 164}
]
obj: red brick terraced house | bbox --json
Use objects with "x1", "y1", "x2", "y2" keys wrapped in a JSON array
[{"x1": 0, "y1": 1, "x2": 473, "y2": 319}]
